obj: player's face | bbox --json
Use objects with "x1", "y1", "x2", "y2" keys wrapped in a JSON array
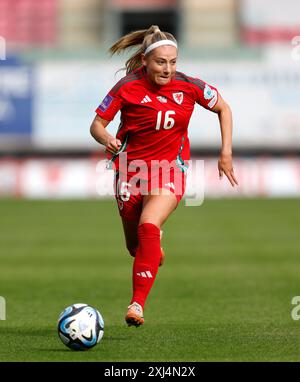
[{"x1": 142, "y1": 46, "x2": 178, "y2": 86}]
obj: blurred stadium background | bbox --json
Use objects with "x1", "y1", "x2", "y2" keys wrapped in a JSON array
[
  {"x1": 1, "y1": 0, "x2": 300, "y2": 362},
  {"x1": 0, "y1": 0, "x2": 300, "y2": 199}
]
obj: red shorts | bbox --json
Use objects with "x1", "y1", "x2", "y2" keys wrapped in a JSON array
[{"x1": 114, "y1": 166, "x2": 186, "y2": 221}]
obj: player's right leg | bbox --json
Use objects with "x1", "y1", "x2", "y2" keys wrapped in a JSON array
[{"x1": 121, "y1": 218, "x2": 139, "y2": 259}]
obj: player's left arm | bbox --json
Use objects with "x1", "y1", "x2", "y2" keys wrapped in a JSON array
[{"x1": 210, "y1": 94, "x2": 238, "y2": 187}]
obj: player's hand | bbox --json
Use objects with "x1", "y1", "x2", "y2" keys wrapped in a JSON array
[
  {"x1": 105, "y1": 138, "x2": 122, "y2": 154},
  {"x1": 218, "y1": 153, "x2": 238, "y2": 187}
]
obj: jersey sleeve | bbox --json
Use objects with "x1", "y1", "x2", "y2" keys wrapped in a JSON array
[
  {"x1": 190, "y1": 79, "x2": 219, "y2": 110},
  {"x1": 95, "y1": 88, "x2": 124, "y2": 122}
]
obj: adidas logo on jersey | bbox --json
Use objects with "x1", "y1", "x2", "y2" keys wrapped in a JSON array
[{"x1": 141, "y1": 95, "x2": 152, "y2": 103}]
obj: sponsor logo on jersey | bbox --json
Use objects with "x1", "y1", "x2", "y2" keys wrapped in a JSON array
[
  {"x1": 141, "y1": 95, "x2": 152, "y2": 103},
  {"x1": 157, "y1": 96, "x2": 167, "y2": 103},
  {"x1": 204, "y1": 84, "x2": 218, "y2": 108},
  {"x1": 172, "y1": 92, "x2": 183, "y2": 105},
  {"x1": 99, "y1": 94, "x2": 113, "y2": 112}
]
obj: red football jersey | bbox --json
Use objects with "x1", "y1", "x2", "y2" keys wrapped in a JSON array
[{"x1": 95, "y1": 66, "x2": 218, "y2": 173}]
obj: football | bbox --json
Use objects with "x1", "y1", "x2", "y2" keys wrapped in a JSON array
[{"x1": 57, "y1": 303, "x2": 104, "y2": 351}]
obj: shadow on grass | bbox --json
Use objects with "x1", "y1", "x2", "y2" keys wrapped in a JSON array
[
  {"x1": 0, "y1": 326, "x2": 130, "y2": 358},
  {"x1": 0, "y1": 326, "x2": 130, "y2": 340},
  {"x1": 36, "y1": 336, "x2": 129, "y2": 353}
]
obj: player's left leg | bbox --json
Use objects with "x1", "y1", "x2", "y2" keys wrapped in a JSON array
[{"x1": 125, "y1": 191, "x2": 177, "y2": 327}]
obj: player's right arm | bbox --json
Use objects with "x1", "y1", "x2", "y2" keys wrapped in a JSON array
[
  {"x1": 91, "y1": 83, "x2": 125, "y2": 153},
  {"x1": 90, "y1": 115, "x2": 122, "y2": 154}
]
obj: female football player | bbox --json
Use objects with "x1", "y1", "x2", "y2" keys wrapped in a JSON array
[{"x1": 90, "y1": 25, "x2": 238, "y2": 327}]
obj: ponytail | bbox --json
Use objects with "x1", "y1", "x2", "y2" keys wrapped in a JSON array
[{"x1": 109, "y1": 25, "x2": 177, "y2": 74}]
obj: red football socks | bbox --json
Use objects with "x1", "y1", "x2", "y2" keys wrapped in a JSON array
[{"x1": 130, "y1": 223, "x2": 161, "y2": 308}]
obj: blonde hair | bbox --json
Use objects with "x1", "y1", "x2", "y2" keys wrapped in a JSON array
[{"x1": 109, "y1": 25, "x2": 177, "y2": 74}]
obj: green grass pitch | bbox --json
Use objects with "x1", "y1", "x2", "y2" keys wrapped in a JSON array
[{"x1": 0, "y1": 198, "x2": 300, "y2": 361}]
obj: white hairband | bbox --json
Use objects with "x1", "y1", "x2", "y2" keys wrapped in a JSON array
[{"x1": 144, "y1": 40, "x2": 178, "y2": 55}]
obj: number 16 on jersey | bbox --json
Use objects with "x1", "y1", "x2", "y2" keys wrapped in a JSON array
[{"x1": 155, "y1": 111, "x2": 176, "y2": 130}]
